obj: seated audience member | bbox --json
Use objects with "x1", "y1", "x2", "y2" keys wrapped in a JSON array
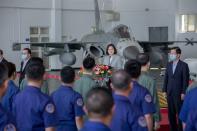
[
  {"x1": 102, "y1": 44, "x2": 123, "y2": 69},
  {"x1": 20, "y1": 57, "x2": 49, "y2": 94},
  {"x1": 136, "y1": 53, "x2": 161, "y2": 130},
  {"x1": 124, "y1": 59, "x2": 155, "y2": 131},
  {"x1": 110, "y1": 70, "x2": 148, "y2": 131},
  {"x1": 12, "y1": 62, "x2": 57, "y2": 131},
  {"x1": 52, "y1": 66, "x2": 85, "y2": 131},
  {"x1": 179, "y1": 87, "x2": 197, "y2": 129},
  {"x1": 0, "y1": 49, "x2": 8, "y2": 65},
  {"x1": 0, "y1": 63, "x2": 16, "y2": 131},
  {"x1": 74, "y1": 57, "x2": 96, "y2": 102},
  {"x1": 80, "y1": 88, "x2": 114, "y2": 131},
  {"x1": 1, "y1": 62, "x2": 19, "y2": 112},
  {"x1": 185, "y1": 108, "x2": 197, "y2": 131}
]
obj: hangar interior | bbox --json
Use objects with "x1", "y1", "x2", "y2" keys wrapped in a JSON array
[
  {"x1": 0, "y1": 0, "x2": 197, "y2": 70},
  {"x1": 1, "y1": 0, "x2": 197, "y2": 131}
]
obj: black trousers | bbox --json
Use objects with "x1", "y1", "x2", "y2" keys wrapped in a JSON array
[{"x1": 167, "y1": 94, "x2": 183, "y2": 131}]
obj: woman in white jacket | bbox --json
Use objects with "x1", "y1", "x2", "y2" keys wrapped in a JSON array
[{"x1": 102, "y1": 43, "x2": 123, "y2": 69}]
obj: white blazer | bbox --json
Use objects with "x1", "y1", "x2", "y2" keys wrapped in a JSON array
[{"x1": 102, "y1": 54, "x2": 123, "y2": 69}]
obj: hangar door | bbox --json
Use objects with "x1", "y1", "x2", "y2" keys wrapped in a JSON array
[{"x1": 149, "y1": 27, "x2": 168, "y2": 42}]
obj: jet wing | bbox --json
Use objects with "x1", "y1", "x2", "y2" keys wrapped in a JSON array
[
  {"x1": 138, "y1": 41, "x2": 174, "y2": 47},
  {"x1": 12, "y1": 42, "x2": 91, "y2": 51}
]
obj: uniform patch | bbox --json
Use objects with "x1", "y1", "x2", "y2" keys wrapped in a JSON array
[
  {"x1": 138, "y1": 116, "x2": 147, "y2": 127},
  {"x1": 4, "y1": 123, "x2": 16, "y2": 131},
  {"x1": 76, "y1": 98, "x2": 83, "y2": 106},
  {"x1": 45, "y1": 103, "x2": 55, "y2": 113},
  {"x1": 145, "y1": 94, "x2": 152, "y2": 103}
]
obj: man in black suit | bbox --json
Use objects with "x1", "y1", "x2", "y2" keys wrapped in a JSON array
[
  {"x1": 19, "y1": 48, "x2": 31, "y2": 86},
  {"x1": 163, "y1": 47, "x2": 190, "y2": 131},
  {"x1": 0, "y1": 49, "x2": 8, "y2": 65}
]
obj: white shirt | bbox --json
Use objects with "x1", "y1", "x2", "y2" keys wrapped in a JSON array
[{"x1": 22, "y1": 58, "x2": 30, "y2": 71}]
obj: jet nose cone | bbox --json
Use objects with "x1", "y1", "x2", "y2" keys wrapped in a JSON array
[{"x1": 123, "y1": 46, "x2": 140, "y2": 59}]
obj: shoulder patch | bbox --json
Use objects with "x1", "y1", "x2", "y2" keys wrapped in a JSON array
[
  {"x1": 138, "y1": 116, "x2": 147, "y2": 127},
  {"x1": 4, "y1": 123, "x2": 16, "y2": 131},
  {"x1": 76, "y1": 98, "x2": 83, "y2": 106},
  {"x1": 45, "y1": 103, "x2": 55, "y2": 113},
  {"x1": 145, "y1": 94, "x2": 152, "y2": 103}
]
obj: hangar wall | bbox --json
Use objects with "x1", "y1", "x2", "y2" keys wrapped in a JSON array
[{"x1": 0, "y1": 0, "x2": 196, "y2": 69}]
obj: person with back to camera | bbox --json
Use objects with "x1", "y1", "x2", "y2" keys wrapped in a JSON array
[
  {"x1": 102, "y1": 43, "x2": 123, "y2": 69},
  {"x1": 52, "y1": 66, "x2": 85, "y2": 131},
  {"x1": 1, "y1": 62, "x2": 19, "y2": 113},
  {"x1": 0, "y1": 63, "x2": 16, "y2": 131},
  {"x1": 110, "y1": 69, "x2": 148, "y2": 131},
  {"x1": 80, "y1": 87, "x2": 114, "y2": 131},
  {"x1": 136, "y1": 53, "x2": 161, "y2": 130},
  {"x1": 124, "y1": 59, "x2": 156, "y2": 131}
]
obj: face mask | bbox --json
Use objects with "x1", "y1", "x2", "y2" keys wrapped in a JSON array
[
  {"x1": 21, "y1": 54, "x2": 27, "y2": 60},
  {"x1": 169, "y1": 54, "x2": 177, "y2": 62}
]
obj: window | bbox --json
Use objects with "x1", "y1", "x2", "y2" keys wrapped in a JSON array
[
  {"x1": 180, "y1": 14, "x2": 197, "y2": 33},
  {"x1": 30, "y1": 27, "x2": 50, "y2": 68}
]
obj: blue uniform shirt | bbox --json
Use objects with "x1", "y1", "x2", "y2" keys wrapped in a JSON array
[
  {"x1": 80, "y1": 121, "x2": 111, "y2": 131},
  {"x1": 0, "y1": 104, "x2": 16, "y2": 131},
  {"x1": 179, "y1": 88, "x2": 197, "y2": 123},
  {"x1": 1, "y1": 80, "x2": 19, "y2": 112},
  {"x1": 111, "y1": 94, "x2": 148, "y2": 131},
  {"x1": 185, "y1": 108, "x2": 197, "y2": 131},
  {"x1": 12, "y1": 86, "x2": 57, "y2": 131},
  {"x1": 51, "y1": 85, "x2": 85, "y2": 131},
  {"x1": 129, "y1": 81, "x2": 155, "y2": 115}
]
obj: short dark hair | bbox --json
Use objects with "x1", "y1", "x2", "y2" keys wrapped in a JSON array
[
  {"x1": 106, "y1": 44, "x2": 117, "y2": 55},
  {"x1": 112, "y1": 70, "x2": 131, "y2": 90},
  {"x1": 61, "y1": 66, "x2": 75, "y2": 84},
  {"x1": 0, "y1": 49, "x2": 3, "y2": 55},
  {"x1": 23, "y1": 48, "x2": 31, "y2": 55},
  {"x1": 124, "y1": 59, "x2": 141, "y2": 79},
  {"x1": 26, "y1": 63, "x2": 45, "y2": 81},
  {"x1": 0, "y1": 63, "x2": 8, "y2": 86},
  {"x1": 86, "y1": 88, "x2": 114, "y2": 117},
  {"x1": 83, "y1": 57, "x2": 95, "y2": 70},
  {"x1": 7, "y1": 62, "x2": 16, "y2": 78},
  {"x1": 136, "y1": 53, "x2": 150, "y2": 66},
  {"x1": 29, "y1": 57, "x2": 43, "y2": 65},
  {"x1": 170, "y1": 47, "x2": 181, "y2": 54}
]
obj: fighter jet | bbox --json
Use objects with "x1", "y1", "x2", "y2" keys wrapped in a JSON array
[{"x1": 13, "y1": 0, "x2": 197, "y2": 67}]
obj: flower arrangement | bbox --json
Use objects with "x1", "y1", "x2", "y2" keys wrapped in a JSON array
[{"x1": 93, "y1": 64, "x2": 112, "y2": 79}]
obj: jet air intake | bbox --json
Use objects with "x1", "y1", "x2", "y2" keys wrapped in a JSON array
[
  {"x1": 123, "y1": 46, "x2": 140, "y2": 59},
  {"x1": 89, "y1": 45, "x2": 104, "y2": 57}
]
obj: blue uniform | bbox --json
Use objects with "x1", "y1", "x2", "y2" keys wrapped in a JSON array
[
  {"x1": 12, "y1": 86, "x2": 57, "y2": 131},
  {"x1": 0, "y1": 104, "x2": 16, "y2": 131},
  {"x1": 179, "y1": 88, "x2": 197, "y2": 123},
  {"x1": 51, "y1": 85, "x2": 85, "y2": 131},
  {"x1": 185, "y1": 108, "x2": 197, "y2": 131},
  {"x1": 129, "y1": 81, "x2": 155, "y2": 115},
  {"x1": 111, "y1": 94, "x2": 148, "y2": 131},
  {"x1": 81, "y1": 121, "x2": 111, "y2": 131},
  {"x1": 1, "y1": 80, "x2": 19, "y2": 112}
]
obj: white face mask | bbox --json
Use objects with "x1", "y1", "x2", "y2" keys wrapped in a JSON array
[{"x1": 21, "y1": 54, "x2": 27, "y2": 61}]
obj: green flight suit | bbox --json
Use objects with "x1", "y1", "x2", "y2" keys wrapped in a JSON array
[
  {"x1": 138, "y1": 71, "x2": 161, "y2": 122},
  {"x1": 19, "y1": 78, "x2": 49, "y2": 95},
  {"x1": 74, "y1": 74, "x2": 97, "y2": 102}
]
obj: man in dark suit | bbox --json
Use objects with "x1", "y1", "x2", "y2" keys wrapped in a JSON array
[
  {"x1": 19, "y1": 48, "x2": 31, "y2": 86},
  {"x1": 0, "y1": 49, "x2": 8, "y2": 65},
  {"x1": 163, "y1": 47, "x2": 190, "y2": 131}
]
